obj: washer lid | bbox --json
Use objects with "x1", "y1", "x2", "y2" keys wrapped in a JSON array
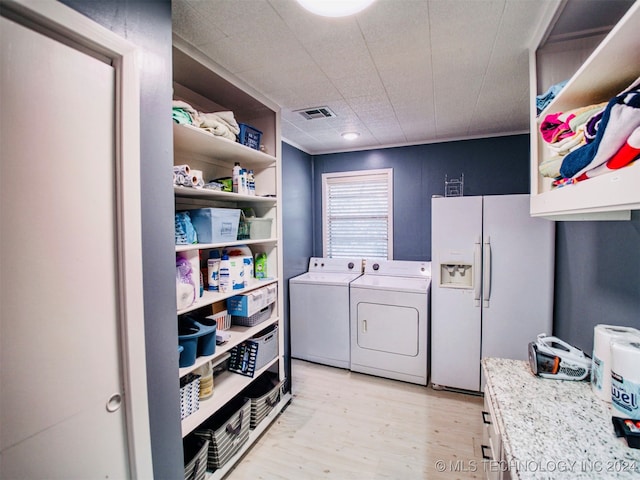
[
  {"x1": 290, "y1": 272, "x2": 362, "y2": 286},
  {"x1": 350, "y1": 274, "x2": 431, "y2": 293}
]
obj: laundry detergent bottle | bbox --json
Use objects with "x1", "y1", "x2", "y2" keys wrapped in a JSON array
[{"x1": 255, "y1": 252, "x2": 267, "y2": 279}]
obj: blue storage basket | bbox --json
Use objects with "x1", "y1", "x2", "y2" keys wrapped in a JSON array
[{"x1": 238, "y1": 123, "x2": 262, "y2": 151}]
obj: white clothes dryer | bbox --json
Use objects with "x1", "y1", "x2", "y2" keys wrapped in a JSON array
[
  {"x1": 349, "y1": 260, "x2": 431, "y2": 385},
  {"x1": 289, "y1": 257, "x2": 363, "y2": 369}
]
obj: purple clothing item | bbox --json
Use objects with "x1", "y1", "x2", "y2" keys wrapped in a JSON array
[{"x1": 584, "y1": 111, "x2": 603, "y2": 144}]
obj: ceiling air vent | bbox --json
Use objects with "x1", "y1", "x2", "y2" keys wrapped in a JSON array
[{"x1": 295, "y1": 106, "x2": 336, "y2": 120}]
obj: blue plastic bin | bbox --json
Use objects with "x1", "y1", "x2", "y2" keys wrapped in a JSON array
[
  {"x1": 238, "y1": 123, "x2": 262, "y2": 151},
  {"x1": 178, "y1": 316, "x2": 218, "y2": 367},
  {"x1": 193, "y1": 316, "x2": 217, "y2": 356},
  {"x1": 178, "y1": 318, "x2": 201, "y2": 368},
  {"x1": 189, "y1": 208, "x2": 241, "y2": 244}
]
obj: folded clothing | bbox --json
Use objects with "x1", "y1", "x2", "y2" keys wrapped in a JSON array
[
  {"x1": 172, "y1": 100, "x2": 200, "y2": 125},
  {"x1": 560, "y1": 85, "x2": 640, "y2": 179},
  {"x1": 536, "y1": 80, "x2": 568, "y2": 116},
  {"x1": 575, "y1": 126, "x2": 640, "y2": 181},
  {"x1": 198, "y1": 111, "x2": 240, "y2": 141},
  {"x1": 538, "y1": 155, "x2": 564, "y2": 179},
  {"x1": 172, "y1": 99, "x2": 241, "y2": 141}
]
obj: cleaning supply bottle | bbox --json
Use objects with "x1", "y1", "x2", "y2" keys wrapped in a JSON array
[
  {"x1": 247, "y1": 169, "x2": 255, "y2": 196},
  {"x1": 232, "y1": 162, "x2": 242, "y2": 193},
  {"x1": 207, "y1": 250, "x2": 220, "y2": 291},
  {"x1": 243, "y1": 256, "x2": 253, "y2": 287},
  {"x1": 240, "y1": 168, "x2": 248, "y2": 195},
  {"x1": 255, "y1": 252, "x2": 267, "y2": 279},
  {"x1": 219, "y1": 253, "x2": 231, "y2": 292}
]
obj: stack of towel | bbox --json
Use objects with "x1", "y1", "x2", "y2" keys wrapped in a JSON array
[
  {"x1": 172, "y1": 100, "x2": 240, "y2": 141},
  {"x1": 539, "y1": 80, "x2": 640, "y2": 187}
]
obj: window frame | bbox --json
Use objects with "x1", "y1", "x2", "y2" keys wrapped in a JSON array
[{"x1": 321, "y1": 168, "x2": 393, "y2": 259}]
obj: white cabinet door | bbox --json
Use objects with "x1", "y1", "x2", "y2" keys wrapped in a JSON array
[{"x1": 0, "y1": 15, "x2": 130, "y2": 478}]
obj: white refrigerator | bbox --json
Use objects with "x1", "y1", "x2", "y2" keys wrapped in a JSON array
[{"x1": 430, "y1": 194, "x2": 555, "y2": 392}]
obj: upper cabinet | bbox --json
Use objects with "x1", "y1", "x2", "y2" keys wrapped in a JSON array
[{"x1": 529, "y1": 2, "x2": 640, "y2": 220}]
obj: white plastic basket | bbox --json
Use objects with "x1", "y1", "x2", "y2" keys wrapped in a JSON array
[{"x1": 208, "y1": 309, "x2": 231, "y2": 331}]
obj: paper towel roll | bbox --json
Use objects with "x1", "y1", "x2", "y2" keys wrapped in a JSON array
[
  {"x1": 610, "y1": 339, "x2": 640, "y2": 419},
  {"x1": 190, "y1": 169, "x2": 204, "y2": 188},
  {"x1": 591, "y1": 324, "x2": 640, "y2": 402},
  {"x1": 173, "y1": 164, "x2": 190, "y2": 175}
]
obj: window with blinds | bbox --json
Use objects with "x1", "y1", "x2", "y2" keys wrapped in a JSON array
[{"x1": 322, "y1": 169, "x2": 393, "y2": 259}]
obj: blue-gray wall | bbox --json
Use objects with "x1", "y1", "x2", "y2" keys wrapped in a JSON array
[
  {"x1": 60, "y1": 1, "x2": 182, "y2": 478},
  {"x1": 283, "y1": 133, "x2": 640, "y2": 360},
  {"x1": 554, "y1": 214, "x2": 640, "y2": 353},
  {"x1": 281, "y1": 142, "x2": 314, "y2": 383},
  {"x1": 312, "y1": 135, "x2": 530, "y2": 260}
]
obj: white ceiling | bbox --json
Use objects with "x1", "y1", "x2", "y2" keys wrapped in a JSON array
[{"x1": 172, "y1": 0, "x2": 632, "y2": 155}]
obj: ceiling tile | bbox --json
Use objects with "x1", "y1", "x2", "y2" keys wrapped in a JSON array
[{"x1": 171, "y1": 0, "x2": 625, "y2": 154}]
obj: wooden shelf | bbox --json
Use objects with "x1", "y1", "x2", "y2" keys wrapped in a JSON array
[
  {"x1": 179, "y1": 316, "x2": 279, "y2": 378},
  {"x1": 172, "y1": 35, "x2": 286, "y2": 476},
  {"x1": 173, "y1": 123, "x2": 276, "y2": 168},
  {"x1": 173, "y1": 185, "x2": 277, "y2": 203},
  {"x1": 176, "y1": 278, "x2": 278, "y2": 316},
  {"x1": 175, "y1": 239, "x2": 277, "y2": 254},
  {"x1": 530, "y1": 2, "x2": 640, "y2": 219},
  {"x1": 181, "y1": 356, "x2": 281, "y2": 437}
]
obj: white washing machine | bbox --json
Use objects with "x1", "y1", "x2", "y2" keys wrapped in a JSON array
[
  {"x1": 289, "y1": 257, "x2": 363, "y2": 369},
  {"x1": 349, "y1": 260, "x2": 431, "y2": 385}
]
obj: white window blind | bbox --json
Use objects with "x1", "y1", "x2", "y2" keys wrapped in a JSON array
[{"x1": 322, "y1": 169, "x2": 393, "y2": 259}]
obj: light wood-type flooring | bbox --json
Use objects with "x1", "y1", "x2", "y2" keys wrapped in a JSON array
[{"x1": 227, "y1": 359, "x2": 484, "y2": 479}]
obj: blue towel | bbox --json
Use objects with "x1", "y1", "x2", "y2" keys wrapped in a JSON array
[{"x1": 536, "y1": 80, "x2": 568, "y2": 116}]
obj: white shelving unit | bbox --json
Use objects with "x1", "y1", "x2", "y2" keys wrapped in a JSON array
[
  {"x1": 172, "y1": 38, "x2": 289, "y2": 480},
  {"x1": 529, "y1": 2, "x2": 640, "y2": 220}
]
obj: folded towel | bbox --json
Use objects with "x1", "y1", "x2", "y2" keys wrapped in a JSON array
[
  {"x1": 172, "y1": 100, "x2": 200, "y2": 125},
  {"x1": 540, "y1": 111, "x2": 576, "y2": 144},
  {"x1": 560, "y1": 86, "x2": 640, "y2": 179},
  {"x1": 538, "y1": 155, "x2": 564, "y2": 178},
  {"x1": 536, "y1": 80, "x2": 568, "y2": 116},
  {"x1": 567, "y1": 102, "x2": 607, "y2": 133},
  {"x1": 199, "y1": 111, "x2": 240, "y2": 141},
  {"x1": 575, "y1": 126, "x2": 640, "y2": 181}
]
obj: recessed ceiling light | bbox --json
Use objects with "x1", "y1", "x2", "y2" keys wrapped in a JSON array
[
  {"x1": 296, "y1": 0, "x2": 375, "y2": 17},
  {"x1": 342, "y1": 132, "x2": 360, "y2": 140}
]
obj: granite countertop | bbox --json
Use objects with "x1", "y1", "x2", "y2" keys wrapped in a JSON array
[{"x1": 482, "y1": 357, "x2": 640, "y2": 479}]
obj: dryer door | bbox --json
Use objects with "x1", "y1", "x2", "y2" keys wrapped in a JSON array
[{"x1": 356, "y1": 302, "x2": 419, "y2": 356}]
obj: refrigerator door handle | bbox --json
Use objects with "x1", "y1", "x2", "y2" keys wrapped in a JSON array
[
  {"x1": 473, "y1": 237, "x2": 482, "y2": 306},
  {"x1": 483, "y1": 236, "x2": 491, "y2": 307}
]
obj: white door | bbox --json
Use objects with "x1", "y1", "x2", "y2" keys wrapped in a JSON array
[
  {"x1": 431, "y1": 196, "x2": 483, "y2": 390},
  {"x1": 481, "y1": 195, "x2": 555, "y2": 362},
  {"x1": 1, "y1": 15, "x2": 131, "y2": 478}
]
